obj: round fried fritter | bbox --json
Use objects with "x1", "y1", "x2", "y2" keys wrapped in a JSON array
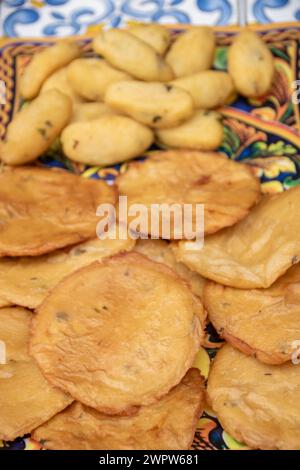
[
  {"x1": 31, "y1": 253, "x2": 203, "y2": 415},
  {"x1": 204, "y1": 263, "x2": 300, "y2": 365},
  {"x1": 134, "y1": 239, "x2": 205, "y2": 300},
  {"x1": 116, "y1": 150, "x2": 260, "y2": 238},
  {"x1": 0, "y1": 167, "x2": 116, "y2": 257},
  {"x1": 0, "y1": 307, "x2": 72, "y2": 441},
  {"x1": 174, "y1": 187, "x2": 300, "y2": 288},
  {"x1": 0, "y1": 235, "x2": 134, "y2": 309},
  {"x1": 32, "y1": 368, "x2": 205, "y2": 450},
  {"x1": 207, "y1": 344, "x2": 300, "y2": 450}
]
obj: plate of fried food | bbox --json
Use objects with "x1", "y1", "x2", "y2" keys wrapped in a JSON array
[{"x1": 0, "y1": 20, "x2": 299, "y2": 451}]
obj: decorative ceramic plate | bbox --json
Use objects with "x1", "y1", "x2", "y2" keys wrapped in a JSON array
[{"x1": 0, "y1": 22, "x2": 299, "y2": 451}]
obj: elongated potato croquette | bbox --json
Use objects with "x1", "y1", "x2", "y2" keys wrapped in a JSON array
[
  {"x1": 61, "y1": 115, "x2": 154, "y2": 166},
  {"x1": 128, "y1": 23, "x2": 171, "y2": 55},
  {"x1": 93, "y1": 29, "x2": 174, "y2": 82},
  {"x1": 166, "y1": 27, "x2": 215, "y2": 78},
  {"x1": 228, "y1": 30, "x2": 274, "y2": 98},
  {"x1": 156, "y1": 110, "x2": 224, "y2": 150},
  {"x1": 20, "y1": 42, "x2": 80, "y2": 100},
  {"x1": 41, "y1": 67, "x2": 83, "y2": 105},
  {"x1": 71, "y1": 102, "x2": 118, "y2": 123},
  {"x1": 1, "y1": 90, "x2": 72, "y2": 165},
  {"x1": 105, "y1": 81, "x2": 194, "y2": 128},
  {"x1": 172, "y1": 71, "x2": 235, "y2": 109},
  {"x1": 67, "y1": 58, "x2": 131, "y2": 101}
]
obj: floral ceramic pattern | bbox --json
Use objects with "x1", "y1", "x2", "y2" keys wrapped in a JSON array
[
  {"x1": 1, "y1": 0, "x2": 237, "y2": 37},
  {"x1": 1, "y1": 0, "x2": 300, "y2": 38},
  {"x1": 248, "y1": 0, "x2": 300, "y2": 24},
  {"x1": 0, "y1": 22, "x2": 299, "y2": 451}
]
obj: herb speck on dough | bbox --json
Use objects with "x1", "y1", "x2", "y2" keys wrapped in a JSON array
[
  {"x1": 72, "y1": 247, "x2": 86, "y2": 256},
  {"x1": 56, "y1": 312, "x2": 69, "y2": 322},
  {"x1": 153, "y1": 115, "x2": 162, "y2": 124},
  {"x1": 37, "y1": 128, "x2": 48, "y2": 140}
]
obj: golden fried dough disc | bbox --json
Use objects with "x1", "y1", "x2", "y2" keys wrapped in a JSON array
[
  {"x1": 0, "y1": 235, "x2": 135, "y2": 309},
  {"x1": 134, "y1": 239, "x2": 205, "y2": 300},
  {"x1": 174, "y1": 187, "x2": 300, "y2": 288},
  {"x1": 0, "y1": 167, "x2": 116, "y2": 257},
  {"x1": 31, "y1": 253, "x2": 203, "y2": 415},
  {"x1": 204, "y1": 263, "x2": 300, "y2": 364},
  {"x1": 116, "y1": 150, "x2": 260, "y2": 238},
  {"x1": 32, "y1": 369, "x2": 205, "y2": 450},
  {"x1": 207, "y1": 344, "x2": 300, "y2": 450},
  {"x1": 0, "y1": 307, "x2": 72, "y2": 441}
]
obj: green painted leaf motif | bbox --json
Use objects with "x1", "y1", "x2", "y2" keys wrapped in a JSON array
[
  {"x1": 280, "y1": 102, "x2": 294, "y2": 124},
  {"x1": 251, "y1": 140, "x2": 297, "y2": 157},
  {"x1": 251, "y1": 141, "x2": 268, "y2": 157},
  {"x1": 226, "y1": 126, "x2": 240, "y2": 148},
  {"x1": 214, "y1": 47, "x2": 228, "y2": 71},
  {"x1": 268, "y1": 141, "x2": 297, "y2": 156},
  {"x1": 222, "y1": 431, "x2": 247, "y2": 450},
  {"x1": 283, "y1": 176, "x2": 300, "y2": 189},
  {"x1": 270, "y1": 47, "x2": 290, "y2": 63},
  {"x1": 219, "y1": 126, "x2": 241, "y2": 158}
]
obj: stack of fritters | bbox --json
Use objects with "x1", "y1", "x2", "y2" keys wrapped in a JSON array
[{"x1": 1, "y1": 24, "x2": 295, "y2": 451}]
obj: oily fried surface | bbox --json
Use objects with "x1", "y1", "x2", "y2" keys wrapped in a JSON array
[
  {"x1": 0, "y1": 236, "x2": 135, "y2": 309},
  {"x1": 0, "y1": 299, "x2": 12, "y2": 308},
  {"x1": 174, "y1": 187, "x2": 300, "y2": 288},
  {"x1": 32, "y1": 369, "x2": 205, "y2": 450},
  {"x1": 0, "y1": 307, "x2": 31, "y2": 362},
  {"x1": 204, "y1": 263, "x2": 300, "y2": 364},
  {"x1": 116, "y1": 150, "x2": 260, "y2": 238},
  {"x1": 207, "y1": 344, "x2": 300, "y2": 450},
  {"x1": 31, "y1": 253, "x2": 203, "y2": 415},
  {"x1": 0, "y1": 167, "x2": 116, "y2": 256},
  {"x1": 134, "y1": 239, "x2": 205, "y2": 301},
  {"x1": 0, "y1": 307, "x2": 72, "y2": 441}
]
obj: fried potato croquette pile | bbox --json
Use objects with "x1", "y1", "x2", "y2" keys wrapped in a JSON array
[
  {"x1": 1, "y1": 25, "x2": 275, "y2": 166},
  {"x1": 2, "y1": 23, "x2": 299, "y2": 451}
]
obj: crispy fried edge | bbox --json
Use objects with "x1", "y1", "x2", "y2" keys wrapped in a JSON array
[
  {"x1": 31, "y1": 368, "x2": 206, "y2": 450},
  {"x1": 203, "y1": 282, "x2": 291, "y2": 365}
]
